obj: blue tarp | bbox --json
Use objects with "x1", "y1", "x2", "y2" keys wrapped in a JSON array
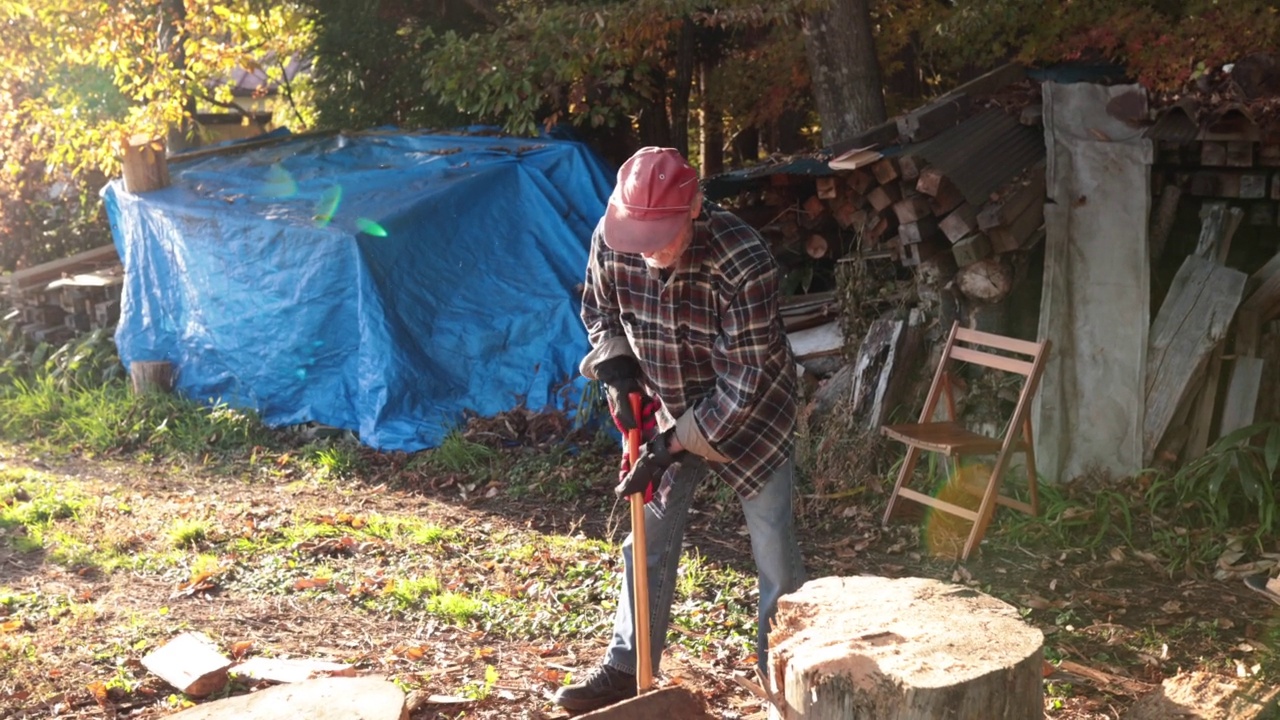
[{"x1": 103, "y1": 129, "x2": 613, "y2": 451}]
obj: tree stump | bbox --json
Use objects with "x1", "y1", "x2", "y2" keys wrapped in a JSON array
[
  {"x1": 767, "y1": 576, "x2": 1044, "y2": 720},
  {"x1": 130, "y1": 360, "x2": 174, "y2": 395},
  {"x1": 121, "y1": 135, "x2": 171, "y2": 193}
]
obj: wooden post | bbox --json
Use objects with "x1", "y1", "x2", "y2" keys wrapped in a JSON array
[
  {"x1": 130, "y1": 361, "x2": 174, "y2": 395},
  {"x1": 121, "y1": 135, "x2": 171, "y2": 193},
  {"x1": 768, "y1": 576, "x2": 1044, "y2": 720}
]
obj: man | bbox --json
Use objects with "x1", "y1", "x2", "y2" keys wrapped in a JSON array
[{"x1": 554, "y1": 147, "x2": 806, "y2": 712}]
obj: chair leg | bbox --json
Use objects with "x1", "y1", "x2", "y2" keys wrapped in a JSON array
[
  {"x1": 1023, "y1": 419, "x2": 1039, "y2": 516},
  {"x1": 883, "y1": 445, "x2": 923, "y2": 526},
  {"x1": 962, "y1": 464, "x2": 1004, "y2": 561}
]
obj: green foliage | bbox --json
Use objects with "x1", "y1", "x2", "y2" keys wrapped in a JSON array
[
  {"x1": 0, "y1": 328, "x2": 274, "y2": 458},
  {"x1": 423, "y1": 0, "x2": 816, "y2": 141},
  {"x1": 0, "y1": 1, "x2": 316, "y2": 270},
  {"x1": 1147, "y1": 423, "x2": 1280, "y2": 538},
  {"x1": 922, "y1": 0, "x2": 1280, "y2": 93},
  {"x1": 302, "y1": 0, "x2": 477, "y2": 131}
]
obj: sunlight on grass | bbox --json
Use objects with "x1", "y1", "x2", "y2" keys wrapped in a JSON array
[
  {"x1": 166, "y1": 518, "x2": 210, "y2": 549},
  {"x1": 386, "y1": 576, "x2": 442, "y2": 611},
  {"x1": 427, "y1": 592, "x2": 484, "y2": 624},
  {"x1": 423, "y1": 432, "x2": 497, "y2": 475}
]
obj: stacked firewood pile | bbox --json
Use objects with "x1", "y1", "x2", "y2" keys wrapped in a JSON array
[{"x1": 3, "y1": 244, "x2": 123, "y2": 345}]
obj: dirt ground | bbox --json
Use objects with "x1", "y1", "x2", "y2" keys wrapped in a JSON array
[{"x1": 1, "y1": 433, "x2": 1278, "y2": 720}]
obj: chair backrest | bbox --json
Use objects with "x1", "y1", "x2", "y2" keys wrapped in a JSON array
[{"x1": 919, "y1": 322, "x2": 1051, "y2": 444}]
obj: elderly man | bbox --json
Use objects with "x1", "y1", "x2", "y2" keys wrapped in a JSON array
[{"x1": 554, "y1": 147, "x2": 807, "y2": 712}]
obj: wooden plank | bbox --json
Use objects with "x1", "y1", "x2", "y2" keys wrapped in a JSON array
[
  {"x1": 5, "y1": 244, "x2": 120, "y2": 297},
  {"x1": 951, "y1": 346, "x2": 1035, "y2": 375},
  {"x1": 1218, "y1": 357, "x2": 1265, "y2": 438},
  {"x1": 977, "y1": 167, "x2": 1047, "y2": 231},
  {"x1": 988, "y1": 199, "x2": 1045, "y2": 254},
  {"x1": 1200, "y1": 141, "x2": 1228, "y2": 166},
  {"x1": 956, "y1": 326, "x2": 1042, "y2": 357},
  {"x1": 892, "y1": 195, "x2": 934, "y2": 225},
  {"x1": 940, "y1": 204, "x2": 979, "y2": 244},
  {"x1": 1148, "y1": 185, "x2": 1182, "y2": 263},
  {"x1": 1226, "y1": 141, "x2": 1254, "y2": 167},
  {"x1": 849, "y1": 317, "x2": 906, "y2": 429},
  {"x1": 1189, "y1": 171, "x2": 1269, "y2": 198},
  {"x1": 1236, "y1": 266, "x2": 1280, "y2": 356},
  {"x1": 1143, "y1": 256, "x2": 1248, "y2": 464},
  {"x1": 952, "y1": 233, "x2": 992, "y2": 267}
]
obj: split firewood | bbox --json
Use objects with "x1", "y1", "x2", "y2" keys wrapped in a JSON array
[
  {"x1": 916, "y1": 166, "x2": 948, "y2": 197},
  {"x1": 846, "y1": 169, "x2": 876, "y2": 195},
  {"x1": 892, "y1": 196, "x2": 934, "y2": 225},
  {"x1": 955, "y1": 257, "x2": 1014, "y2": 304},
  {"x1": 940, "y1": 204, "x2": 979, "y2": 244},
  {"x1": 868, "y1": 184, "x2": 902, "y2": 212},
  {"x1": 872, "y1": 157, "x2": 900, "y2": 185}
]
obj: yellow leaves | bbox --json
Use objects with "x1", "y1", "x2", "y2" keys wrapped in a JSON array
[
  {"x1": 86, "y1": 680, "x2": 110, "y2": 707},
  {"x1": 0, "y1": 618, "x2": 26, "y2": 633}
]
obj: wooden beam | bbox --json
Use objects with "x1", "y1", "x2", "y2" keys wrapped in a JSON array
[
  {"x1": 988, "y1": 199, "x2": 1045, "y2": 254},
  {"x1": 977, "y1": 166, "x2": 1047, "y2": 231},
  {"x1": 897, "y1": 94, "x2": 973, "y2": 144},
  {"x1": 1144, "y1": 256, "x2": 1248, "y2": 464},
  {"x1": 939, "y1": 204, "x2": 979, "y2": 244}
]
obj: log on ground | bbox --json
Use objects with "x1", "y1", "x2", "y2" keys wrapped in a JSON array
[{"x1": 767, "y1": 576, "x2": 1044, "y2": 720}]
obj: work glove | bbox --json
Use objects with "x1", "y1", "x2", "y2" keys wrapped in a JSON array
[
  {"x1": 615, "y1": 430, "x2": 683, "y2": 499},
  {"x1": 595, "y1": 355, "x2": 647, "y2": 432},
  {"x1": 616, "y1": 394, "x2": 662, "y2": 500}
]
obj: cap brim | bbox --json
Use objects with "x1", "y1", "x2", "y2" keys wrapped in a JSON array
[{"x1": 603, "y1": 199, "x2": 688, "y2": 254}]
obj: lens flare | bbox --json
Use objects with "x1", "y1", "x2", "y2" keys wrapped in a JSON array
[
  {"x1": 262, "y1": 163, "x2": 297, "y2": 198},
  {"x1": 313, "y1": 185, "x2": 343, "y2": 227},
  {"x1": 920, "y1": 461, "x2": 991, "y2": 558},
  {"x1": 356, "y1": 218, "x2": 388, "y2": 237}
]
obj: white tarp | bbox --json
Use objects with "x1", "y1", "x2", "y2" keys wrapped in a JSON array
[{"x1": 1034, "y1": 82, "x2": 1154, "y2": 482}]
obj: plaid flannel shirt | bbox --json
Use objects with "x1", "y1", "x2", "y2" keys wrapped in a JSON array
[{"x1": 580, "y1": 202, "x2": 797, "y2": 500}]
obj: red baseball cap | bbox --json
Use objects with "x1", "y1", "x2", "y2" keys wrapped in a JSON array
[{"x1": 603, "y1": 147, "x2": 699, "y2": 254}]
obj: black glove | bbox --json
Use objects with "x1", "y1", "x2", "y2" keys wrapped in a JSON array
[
  {"x1": 595, "y1": 355, "x2": 646, "y2": 431},
  {"x1": 615, "y1": 430, "x2": 683, "y2": 498}
]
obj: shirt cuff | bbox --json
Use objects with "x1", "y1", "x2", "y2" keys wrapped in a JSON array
[
  {"x1": 675, "y1": 410, "x2": 730, "y2": 463},
  {"x1": 579, "y1": 336, "x2": 635, "y2": 380}
]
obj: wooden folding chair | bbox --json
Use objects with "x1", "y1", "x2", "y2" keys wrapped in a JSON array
[{"x1": 881, "y1": 321, "x2": 1051, "y2": 560}]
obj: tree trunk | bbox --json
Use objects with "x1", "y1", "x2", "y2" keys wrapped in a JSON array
[
  {"x1": 731, "y1": 126, "x2": 759, "y2": 165},
  {"x1": 669, "y1": 16, "x2": 696, "y2": 159},
  {"x1": 131, "y1": 361, "x2": 174, "y2": 395},
  {"x1": 801, "y1": 0, "x2": 887, "y2": 146},
  {"x1": 767, "y1": 576, "x2": 1044, "y2": 720},
  {"x1": 158, "y1": 0, "x2": 197, "y2": 152},
  {"x1": 698, "y1": 59, "x2": 724, "y2": 176}
]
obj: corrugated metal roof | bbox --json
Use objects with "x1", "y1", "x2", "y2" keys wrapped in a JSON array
[{"x1": 887, "y1": 109, "x2": 1045, "y2": 205}]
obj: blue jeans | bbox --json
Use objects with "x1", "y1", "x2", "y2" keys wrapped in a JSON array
[{"x1": 603, "y1": 455, "x2": 806, "y2": 678}]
